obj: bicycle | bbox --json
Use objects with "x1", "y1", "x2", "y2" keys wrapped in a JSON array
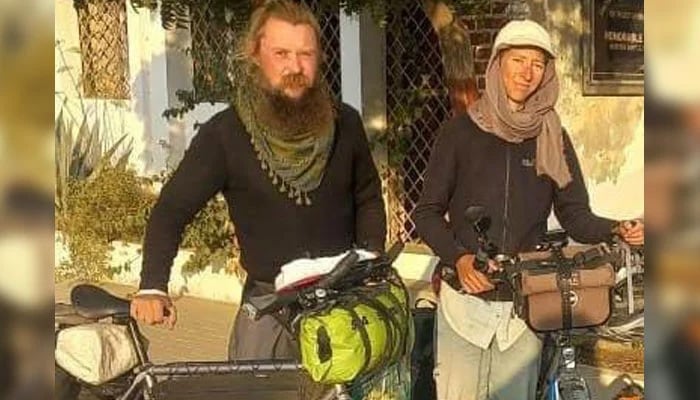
[
  {"x1": 595, "y1": 239, "x2": 644, "y2": 343},
  {"x1": 56, "y1": 284, "x2": 301, "y2": 400},
  {"x1": 533, "y1": 237, "x2": 645, "y2": 400},
  {"x1": 55, "y1": 243, "x2": 410, "y2": 400},
  {"x1": 454, "y1": 206, "x2": 643, "y2": 400},
  {"x1": 612, "y1": 239, "x2": 644, "y2": 316},
  {"x1": 503, "y1": 235, "x2": 607, "y2": 400}
]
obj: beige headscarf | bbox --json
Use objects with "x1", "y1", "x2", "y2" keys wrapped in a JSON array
[{"x1": 468, "y1": 20, "x2": 572, "y2": 188}]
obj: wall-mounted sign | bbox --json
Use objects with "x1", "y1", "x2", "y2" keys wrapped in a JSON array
[{"x1": 583, "y1": 0, "x2": 644, "y2": 95}]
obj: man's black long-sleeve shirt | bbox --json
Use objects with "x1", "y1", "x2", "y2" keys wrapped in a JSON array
[{"x1": 140, "y1": 104, "x2": 386, "y2": 291}]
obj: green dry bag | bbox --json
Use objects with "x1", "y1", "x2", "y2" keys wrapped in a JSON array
[{"x1": 298, "y1": 277, "x2": 412, "y2": 384}]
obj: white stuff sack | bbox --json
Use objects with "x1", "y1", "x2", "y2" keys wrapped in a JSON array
[
  {"x1": 55, "y1": 323, "x2": 139, "y2": 385},
  {"x1": 274, "y1": 249, "x2": 378, "y2": 291}
]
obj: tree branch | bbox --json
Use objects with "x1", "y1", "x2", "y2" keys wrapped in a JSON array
[{"x1": 422, "y1": 0, "x2": 479, "y2": 115}]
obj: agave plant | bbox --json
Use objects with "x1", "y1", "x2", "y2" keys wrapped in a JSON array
[{"x1": 55, "y1": 105, "x2": 132, "y2": 217}]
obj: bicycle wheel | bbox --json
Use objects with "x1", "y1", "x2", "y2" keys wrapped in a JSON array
[
  {"x1": 299, "y1": 370, "x2": 338, "y2": 400},
  {"x1": 345, "y1": 358, "x2": 412, "y2": 400},
  {"x1": 556, "y1": 374, "x2": 591, "y2": 400},
  {"x1": 536, "y1": 335, "x2": 559, "y2": 400},
  {"x1": 55, "y1": 365, "x2": 82, "y2": 400}
]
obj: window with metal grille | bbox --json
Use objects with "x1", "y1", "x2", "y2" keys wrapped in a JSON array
[
  {"x1": 74, "y1": 0, "x2": 131, "y2": 99},
  {"x1": 189, "y1": 0, "x2": 341, "y2": 103},
  {"x1": 303, "y1": 0, "x2": 341, "y2": 100},
  {"x1": 190, "y1": 0, "x2": 236, "y2": 103},
  {"x1": 385, "y1": 1, "x2": 451, "y2": 245}
]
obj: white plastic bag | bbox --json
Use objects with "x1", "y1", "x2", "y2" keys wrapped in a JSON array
[{"x1": 55, "y1": 323, "x2": 138, "y2": 385}]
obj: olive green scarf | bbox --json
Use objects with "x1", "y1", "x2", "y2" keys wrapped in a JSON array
[{"x1": 233, "y1": 74, "x2": 335, "y2": 206}]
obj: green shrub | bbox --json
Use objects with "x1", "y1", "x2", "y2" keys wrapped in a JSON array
[
  {"x1": 56, "y1": 166, "x2": 155, "y2": 282},
  {"x1": 179, "y1": 194, "x2": 237, "y2": 274},
  {"x1": 56, "y1": 168, "x2": 239, "y2": 281}
]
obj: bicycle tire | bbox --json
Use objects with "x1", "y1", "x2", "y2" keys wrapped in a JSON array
[{"x1": 556, "y1": 377, "x2": 591, "y2": 400}]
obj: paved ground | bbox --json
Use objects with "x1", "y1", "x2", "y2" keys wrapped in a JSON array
[{"x1": 56, "y1": 280, "x2": 644, "y2": 398}]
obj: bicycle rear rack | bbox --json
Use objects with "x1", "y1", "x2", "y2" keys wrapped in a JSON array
[{"x1": 119, "y1": 360, "x2": 302, "y2": 400}]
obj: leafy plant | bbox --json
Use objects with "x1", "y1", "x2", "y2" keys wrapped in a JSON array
[
  {"x1": 181, "y1": 195, "x2": 237, "y2": 274},
  {"x1": 55, "y1": 39, "x2": 137, "y2": 281},
  {"x1": 147, "y1": 171, "x2": 238, "y2": 274},
  {"x1": 56, "y1": 167, "x2": 239, "y2": 282},
  {"x1": 55, "y1": 40, "x2": 133, "y2": 216},
  {"x1": 55, "y1": 28, "x2": 237, "y2": 282},
  {"x1": 56, "y1": 165, "x2": 155, "y2": 282},
  {"x1": 55, "y1": 107, "x2": 131, "y2": 216},
  {"x1": 130, "y1": 0, "x2": 487, "y2": 30}
]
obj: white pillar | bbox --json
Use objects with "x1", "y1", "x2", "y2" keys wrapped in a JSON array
[
  {"x1": 164, "y1": 15, "x2": 194, "y2": 170},
  {"x1": 339, "y1": 11, "x2": 386, "y2": 137},
  {"x1": 340, "y1": 11, "x2": 389, "y2": 243},
  {"x1": 340, "y1": 13, "x2": 362, "y2": 113}
]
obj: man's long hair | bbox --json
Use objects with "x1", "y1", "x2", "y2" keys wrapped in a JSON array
[{"x1": 237, "y1": 0, "x2": 324, "y2": 75}]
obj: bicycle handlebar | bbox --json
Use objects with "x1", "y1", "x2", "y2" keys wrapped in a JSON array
[
  {"x1": 514, "y1": 245, "x2": 612, "y2": 269},
  {"x1": 315, "y1": 251, "x2": 360, "y2": 290},
  {"x1": 385, "y1": 241, "x2": 404, "y2": 265},
  {"x1": 243, "y1": 243, "x2": 404, "y2": 322},
  {"x1": 241, "y1": 291, "x2": 296, "y2": 321},
  {"x1": 241, "y1": 251, "x2": 360, "y2": 321},
  {"x1": 480, "y1": 241, "x2": 618, "y2": 288}
]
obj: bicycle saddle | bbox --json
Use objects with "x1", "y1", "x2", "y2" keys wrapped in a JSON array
[
  {"x1": 55, "y1": 302, "x2": 97, "y2": 326},
  {"x1": 70, "y1": 284, "x2": 131, "y2": 319}
]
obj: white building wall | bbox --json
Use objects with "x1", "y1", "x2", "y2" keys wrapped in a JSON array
[{"x1": 55, "y1": 0, "x2": 171, "y2": 176}]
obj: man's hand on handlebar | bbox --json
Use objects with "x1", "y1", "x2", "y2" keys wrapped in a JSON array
[
  {"x1": 455, "y1": 254, "x2": 500, "y2": 294},
  {"x1": 130, "y1": 293, "x2": 177, "y2": 329},
  {"x1": 615, "y1": 219, "x2": 645, "y2": 246}
]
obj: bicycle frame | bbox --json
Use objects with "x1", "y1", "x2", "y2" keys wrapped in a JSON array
[
  {"x1": 111, "y1": 314, "x2": 354, "y2": 400},
  {"x1": 538, "y1": 332, "x2": 591, "y2": 400},
  {"x1": 612, "y1": 240, "x2": 644, "y2": 316},
  {"x1": 540, "y1": 245, "x2": 644, "y2": 400},
  {"x1": 118, "y1": 358, "x2": 302, "y2": 400},
  {"x1": 98, "y1": 314, "x2": 358, "y2": 400},
  {"x1": 460, "y1": 208, "x2": 644, "y2": 400}
]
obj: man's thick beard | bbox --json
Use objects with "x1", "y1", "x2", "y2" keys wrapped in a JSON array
[{"x1": 252, "y1": 71, "x2": 335, "y2": 139}]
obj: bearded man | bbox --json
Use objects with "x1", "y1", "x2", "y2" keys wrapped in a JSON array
[{"x1": 131, "y1": 0, "x2": 386, "y2": 361}]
